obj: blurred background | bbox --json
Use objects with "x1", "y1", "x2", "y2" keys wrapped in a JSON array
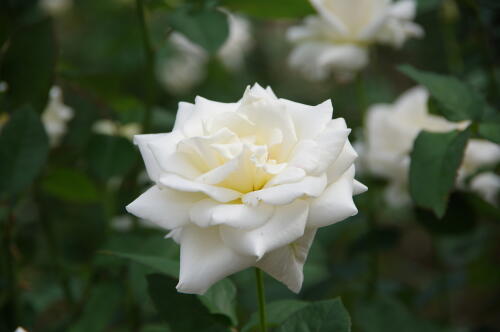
[{"x1": 1, "y1": 0, "x2": 499, "y2": 331}]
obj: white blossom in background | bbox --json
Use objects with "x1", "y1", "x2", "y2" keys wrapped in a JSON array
[
  {"x1": 126, "y1": 83, "x2": 366, "y2": 294},
  {"x1": 217, "y1": 14, "x2": 254, "y2": 70},
  {"x1": 158, "y1": 33, "x2": 208, "y2": 95},
  {"x1": 14, "y1": 328, "x2": 28, "y2": 332},
  {"x1": 287, "y1": 0, "x2": 423, "y2": 81},
  {"x1": 40, "y1": 0, "x2": 73, "y2": 15},
  {"x1": 359, "y1": 86, "x2": 500, "y2": 206},
  {"x1": 159, "y1": 14, "x2": 253, "y2": 94},
  {"x1": 92, "y1": 119, "x2": 142, "y2": 141},
  {"x1": 42, "y1": 86, "x2": 74, "y2": 147},
  {"x1": 469, "y1": 172, "x2": 500, "y2": 206}
]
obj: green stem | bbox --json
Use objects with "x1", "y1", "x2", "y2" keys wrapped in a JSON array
[
  {"x1": 355, "y1": 73, "x2": 367, "y2": 127},
  {"x1": 255, "y1": 268, "x2": 268, "y2": 332},
  {"x1": 135, "y1": 0, "x2": 155, "y2": 134}
]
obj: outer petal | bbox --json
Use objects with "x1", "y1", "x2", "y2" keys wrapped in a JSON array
[
  {"x1": 308, "y1": 166, "x2": 358, "y2": 228},
  {"x1": 159, "y1": 173, "x2": 241, "y2": 203},
  {"x1": 134, "y1": 133, "x2": 170, "y2": 182},
  {"x1": 177, "y1": 226, "x2": 255, "y2": 294},
  {"x1": 243, "y1": 174, "x2": 327, "y2": 206},
  {"x1": 326, "y1": 140, "x2": 358, "y2": 183},
  {"x1": 257, "y1": 228, "x2": 317, "y2": 293},
  {"x1": 126, "y1": 185, "x2": 203, "y2": 230},
  {"x1": 281, "y1": 99, "x2": 333, "y2": 140},
  {"x1": 189, "y1": 199, "x2": 274, "y2": 229},
  {"x1": 173, "y1": 102, "x2": 195, "y2": 131},
  {"x1": 182, "y1": 96, "x2": 240, "y2": 137},
  {"x1": 220, "y1": 200, "x2": 309, "y2": 259},
  {"x1": 353, "y1": 179, "x2": 368, "y2": 195}
]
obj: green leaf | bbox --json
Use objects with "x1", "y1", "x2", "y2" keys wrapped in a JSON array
[
  {"x1": 223, "y1": 0, "x2": 315, "y2": 19},
  {"x1": 168, "y1": 6, "x2": 229, "y2": 54},
  {"x1": 242, "y1": 300, "x2": 308, "y2": 332},
  {"x1": 355, "y1": 297, "x2": 445, "y2": 332},
  {"x1": 478, "y1": 122, "x2": 500, "y2": 144},
  {"x1": 147, "y1": 274, "x2": 231, "y2": 332},
  {"x1": 199, "y1": 278, "x2": 238, "y2": 326},
  {"x1": 399, "y1": 65, "x2": 485, "y2": 122},
  {"x1": 86, "y1": 134, "x2": 137, "y2": 181},
  {"x1": 275, "y1": 298, "x2": 351, "y2": 332},
  {"x1": 42, "y1": 168, "x2": 100, "y2": 203},
  {"x1": 409, "y1": 128, "x2": 471, "y2": 218},
  {"x1": 101, "y1": 251, "x2": 179, "y2": 278},
  {"x1": 0, "y1": 18, "x2": 55, "y2": 112},
  {"x1": 105, "y1": 250, "x2": 239, "y2": 326},
  {"x1": 0, "y1": 106, "x2": 49, "y2": 198},
  {"x1": 417, "y1": 0, "x2": 442, "y2": 14},
  {"x1": 69, "y1": 282, "x2": 122, "y2": 332}
]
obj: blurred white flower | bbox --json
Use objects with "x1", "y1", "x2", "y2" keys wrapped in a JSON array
[
  {"x1": 0, "y1": 81, "x2": 8, "y2": 93},
  {"x1": 40, "y1": 0, "x2": 73, "y2": 15},
  {"x1": 218, "y1": 14, "x2": 253, "y2": 70},
  {"x1": 469, "y1": 172, "x2": 500, "y2": 206},
  {"x1": 158, "y1": 33, "x2": 208, "y2": 95},
  {"x1": 14, "y1": 328, "x2": 28, "y2": 332},
  {"x1": 126, "y1": 83, "x2": 366, "y2": 294},
  {"x1": 158, "y1": 14, "x2": 253, "y2": 94},
  {"x1": 42, "y1": 86, "x2": 74, "y2": 147},
  {"x1": 287, "y1": 0, "x2": 423, "y2": 81},
  {"x1": 92, "y1": 119, "x2": 142, "y2": 141},
  {"x1": 359, "y1": 86, "x2": 500, "y2": 206}
]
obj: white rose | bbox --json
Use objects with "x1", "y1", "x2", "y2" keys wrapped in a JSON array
[
  {"x1": 126, "y1": 84, "x2": 366, "y2": 294},
  {"x1": 287, "y1": 0, "x2": 423, "y2": 81},
  {"x1": 158, "y1": 14, "x2": 253, "y2": 94},
  {"x1": 360, "y1": 86, "x2": 500, "y2": 206},
  {"x1": 42, "y1": 86, "x2": 74, "y2": 147}
]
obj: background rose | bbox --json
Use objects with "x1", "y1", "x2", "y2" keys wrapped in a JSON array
[
  {"x1": 287, "y1": 0, "x2": 422, "y2": 81},
  {"x1": 127, "y1": 83, "x2": 366, "y2": 294},
  {"x1": 359, "y1": 86, "x2": 500, "y2": 206}
]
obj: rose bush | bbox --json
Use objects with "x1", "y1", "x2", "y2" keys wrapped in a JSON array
[
  {"x1": 287, "y1": 0, "x2": 422, "y2": 81},
  {"x1": 359, "y1": 86, "x2": 500, "y2": 206},
  {"x1": 126, "y1": 84, "x2": 366, "y2": 294}
]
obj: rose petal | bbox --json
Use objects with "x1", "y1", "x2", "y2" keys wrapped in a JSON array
[
  {"x1": 326, "y1": 140, "x2": 358, "y2": 183},
  {"x1": 243, "y1": 174, "x2": 327, "y2": 206},
  {"x1": 134, "y1": 133, "x2": 170, "y2": 182},
  {"x1": 308, "y1": 166, "x2": 358, "y2": 228},
  {"x1": 220, "y1": 199, "x2": 309, "y2": 259},
  {"x1": 281, "y1": 99, "x2": 333, "y2": 140},
  {"x1": 182, "y1": 96, "x2": 240, "y2": 137},
  {"x1": 310, "y1": 0, "x2": 349, "y2": 36},
  {"x1": 256, "y1": 228, "x2": 317, "y2": 293},
  {"x1": 177, "y1": 226, "x2": 255, "y2": 294},
  {"x1": 189, "y1": 199, "x2": 274, "y2": 229},
  {"x1": 353, "y1": 179, "x2": 368, "y2": 195},
  {"x1": 159, "y1": 173, "x2": 241, "y2": 203},
  {"x1": 289, "y1": 118, "x2": 350, "y2": 175},
  {"x1": 173, "y1": 102, "x2": 195, "y2": 131},
  {"x1": 126, "y1": 185, "x2": 204, "y2": 230}
]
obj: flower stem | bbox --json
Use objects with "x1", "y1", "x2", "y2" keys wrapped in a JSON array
[
  {"x1": 255, "y1": 268, "x2": 268, "y2": 332},
  {"x1": 135, "y1": 0, "x2": 155, "y2": 134}
]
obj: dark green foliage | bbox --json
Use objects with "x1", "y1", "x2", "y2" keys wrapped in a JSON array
[
  {"x1": 409, "y1": 128, "x2": 471, "y2": 217},
  {"x1": 0, "y1": 106, "x2": 49, "y2": 198}
]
